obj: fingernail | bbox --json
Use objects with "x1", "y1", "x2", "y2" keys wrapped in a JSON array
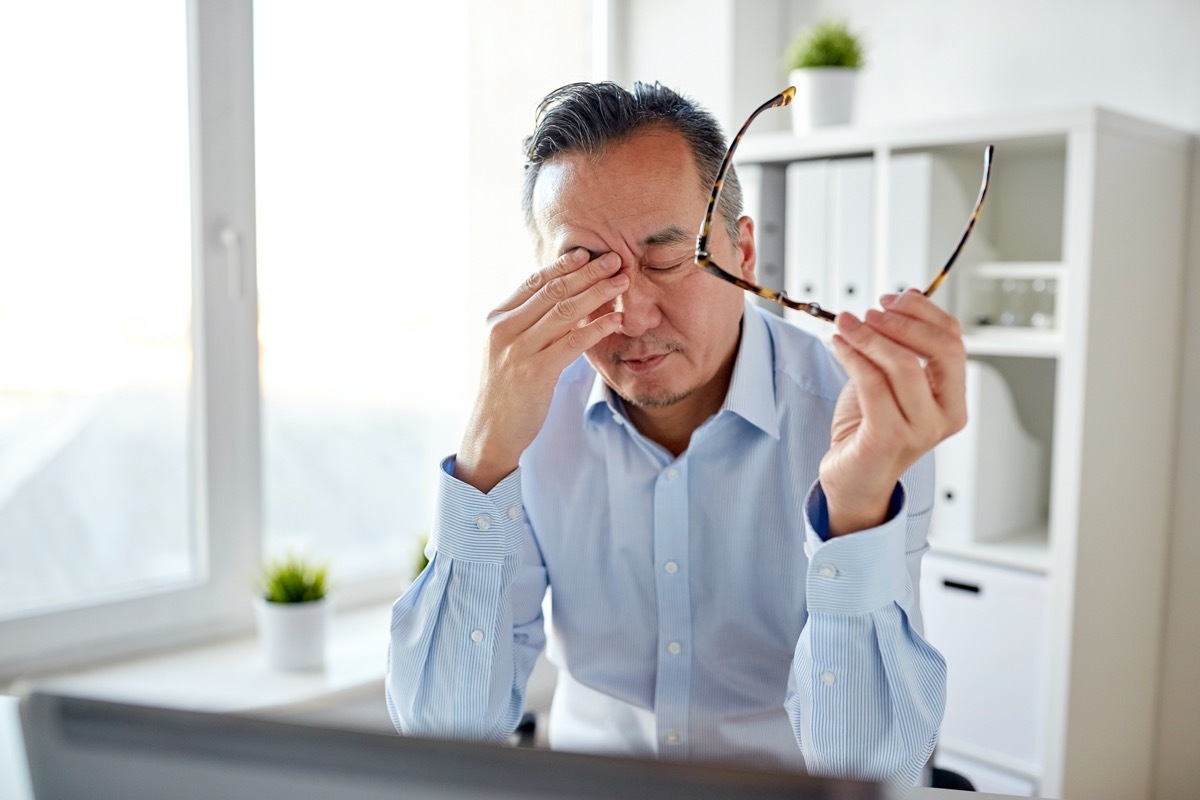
[
  {"x1": 611, "y1": 273, "x2": 629, "y2": 288},
  {"x1": 837, "y1": 312, "x2": 861, "y2": 331},
  {"x1": 880, "y1": 293, "x2": 898, "y2": 307},
  {"x1": 571, "y1": 248, "x2": 589, "y2": 263}
]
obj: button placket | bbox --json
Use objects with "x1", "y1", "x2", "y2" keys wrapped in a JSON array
[{"x1": 651, "y1": 458, "x2": 691, "y2": 756}]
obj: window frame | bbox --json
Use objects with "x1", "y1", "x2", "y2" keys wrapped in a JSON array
[{"x1": 0, "y1": 0, "x2": 261, "y2": 680}]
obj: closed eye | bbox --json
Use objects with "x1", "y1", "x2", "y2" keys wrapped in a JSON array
[{"x1": 644, "y1": 260, "x2": 689, "y2": 273}]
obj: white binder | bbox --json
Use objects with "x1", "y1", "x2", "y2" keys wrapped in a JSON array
[
  {"x1": 783, "y1": 157, "x2": 873, "y2": 333},
  {"x1": 784, "y1": 159, "x2": 830, "y2": 334},
  {"x1": 932, "y1": 359, "x2": 1045, "y2": 543},
  {"x1": 738, "y1": 162, "x2": 787, "y2": 317}
]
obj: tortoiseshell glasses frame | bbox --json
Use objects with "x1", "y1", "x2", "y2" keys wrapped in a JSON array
[{"x1": 694, "y1": 87, "x2": 995, "y2": 322}]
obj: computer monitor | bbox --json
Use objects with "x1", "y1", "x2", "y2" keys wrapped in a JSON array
[{"x1": 20, "y1": 691, "x2": 885, "y2": 800}]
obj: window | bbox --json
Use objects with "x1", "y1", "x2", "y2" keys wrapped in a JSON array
[
  {"x1": 254, "y1": 1, "x2": 471, "y2": 589},
  {"x1": 0, "y1": 2, "x2": 195, "y2": 615},
  {"x1": 0, "y1": 0, "x2": 595, "y2": 679}
]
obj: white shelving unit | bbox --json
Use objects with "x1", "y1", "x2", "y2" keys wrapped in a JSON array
[{"x1": 737, "y1": 107, "x2": 1190, "y2": 799}]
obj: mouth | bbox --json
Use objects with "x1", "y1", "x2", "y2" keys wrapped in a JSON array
[{"x1": 620, "y1": 353, "x2": 669, "y2": 374}]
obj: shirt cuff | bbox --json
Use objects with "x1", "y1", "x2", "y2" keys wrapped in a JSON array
[
  {"x1": 429, "y1": 455, "x2": 525, "y2": 564},
  {"x1": 802, "y1": 480, "x2": 909, "y2": 615}
]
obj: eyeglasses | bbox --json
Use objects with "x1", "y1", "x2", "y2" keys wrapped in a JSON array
[{"x1": 694, "y1": 87, "x2": 994, "y2": 322}]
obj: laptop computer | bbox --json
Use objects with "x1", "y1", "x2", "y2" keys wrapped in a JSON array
[{"x1": 19, "y1": 690, "x2": 885, "y2": 799}]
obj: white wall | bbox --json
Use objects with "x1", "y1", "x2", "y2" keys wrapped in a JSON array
[
  {"x1": 614, "y1": 1, "x2": 1200, "y2": 796},
  {"x1": 789, "y1": 0, "x2": 1200, "y2": 132}
]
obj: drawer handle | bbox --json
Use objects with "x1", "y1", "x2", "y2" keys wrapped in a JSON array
[{"x1": 942, "y1": 579, "x2": 981, "y2": 594}]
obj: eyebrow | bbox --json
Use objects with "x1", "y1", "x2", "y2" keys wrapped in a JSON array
[
  {"x1": 558, "y1": 224, "x2": 694, "y2": 261},
  {"x1": 641, "y1": 224, "x2": 692, "y2": 248}
]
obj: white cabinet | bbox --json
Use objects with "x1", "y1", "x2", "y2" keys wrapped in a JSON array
[
  {"x1": 921, "y1": 553, "x2": 1049, "y2": 783},
  {"x1": 737, "y1": 108, "x2": 1190, "y2": 799}
]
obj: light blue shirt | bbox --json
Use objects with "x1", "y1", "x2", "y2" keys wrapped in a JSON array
[{"x1": 387, "y1": 302, "x2": 946, "y2": 786}]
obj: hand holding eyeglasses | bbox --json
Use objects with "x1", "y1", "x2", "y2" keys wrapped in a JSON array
[
  {"x1": 694, "y1": 87, "x2": 987, "y2": 535},
  {"x1": 820, "y1": 289, "x2": 968, "y2": 535}
]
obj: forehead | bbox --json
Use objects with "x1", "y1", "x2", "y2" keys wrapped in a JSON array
[{"x1": 530, "y1": 128, "x2": 708, "y2": 255}]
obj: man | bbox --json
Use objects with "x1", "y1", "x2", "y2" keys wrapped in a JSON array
[{"x1": 386, "y1": 81, "x2": 964, "y2": 787}]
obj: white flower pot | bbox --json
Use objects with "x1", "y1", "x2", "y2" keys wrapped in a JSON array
[
  {"x1": 788, "y1": 67, "x2": 859, "y2": 133},
  {"x1": 253, "y1": 595, "x2": 330, "y2": 671}
]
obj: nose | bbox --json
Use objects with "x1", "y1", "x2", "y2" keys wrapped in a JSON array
[{"x1": 612, "y1": 268, "x2": 662, "y2": 338}]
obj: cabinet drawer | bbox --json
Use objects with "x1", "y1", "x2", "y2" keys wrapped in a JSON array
[{"x1": 920, "y1": 552, "x2": 1049, "y2": 769}]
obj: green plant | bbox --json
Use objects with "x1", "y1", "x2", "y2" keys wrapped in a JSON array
[
  {"x1": 412, "y1": 533, "x2": 430, "y2": 579},
  {"x1": 784, "y1": 19, "x2": 864, "y2": 70},
  {"x1": 258, "y1": 553, "x2": 329, "y2": 603}
]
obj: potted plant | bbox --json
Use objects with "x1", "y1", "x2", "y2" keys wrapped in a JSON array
[
  {"x1": 253, "y1": 553, "x2": 331, "y2": 671},
  {"x1": 783, "y1": 18, "x2": 865, "y2": 133}
]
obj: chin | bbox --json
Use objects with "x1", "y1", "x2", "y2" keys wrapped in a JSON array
[{"x1": 619, "y1": 382, "x2": 694, "y2": 410}]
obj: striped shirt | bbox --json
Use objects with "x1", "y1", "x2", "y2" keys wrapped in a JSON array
[{"x1": 387, "y1": 301, "x2": 946, "y2": 787}]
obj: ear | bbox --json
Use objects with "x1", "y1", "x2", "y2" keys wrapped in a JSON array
[{"x1": 736, "y1": 215, "x2": 757, "y2": 283}]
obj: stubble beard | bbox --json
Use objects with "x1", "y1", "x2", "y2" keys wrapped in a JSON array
[{"x1": 609, "y1": 336, "x2": 689, "y2": 409}]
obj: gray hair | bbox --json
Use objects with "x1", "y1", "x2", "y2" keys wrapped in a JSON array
[{"x1": 521, "y1": 81, "x2": 743, "y2": 249}]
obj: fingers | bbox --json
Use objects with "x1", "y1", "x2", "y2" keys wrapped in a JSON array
[
  {"x1": 829, "y1": 331, "x2": 907, "y2": 434},
  {"x1": 834, "y1": 313, "x2": 933, "y2": 430},
  {"x1": 833, "y1": 289, "x2": 969, "y2": 440},
  {"x1": 495, "y1": 248, "x2": 622, "y2": 323},
  {"x1": 493, "y1": 247, "x2": 591, "y2": 315},
  {"x1": 875, "y1": 289, "x2": 964, "y2": 357}
]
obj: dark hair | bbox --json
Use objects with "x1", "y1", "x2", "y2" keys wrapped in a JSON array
[{"x1": 521, "y1": 81, "x2": 743, "y2": 247}]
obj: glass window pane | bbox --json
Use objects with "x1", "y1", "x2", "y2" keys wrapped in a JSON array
[
  {"x1": 0, "y1": 2, "x2": 194, "y2": 617},
  {"x1": 254, "y1": 2, "x2": 471, "y2": 580}
]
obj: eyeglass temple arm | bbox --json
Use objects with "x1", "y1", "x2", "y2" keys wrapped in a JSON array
[
  {"x1": 695, "y1": 87, "x2": 796, "y2": 257},
  {"x1": 924, "y1": 144, "x2": 994, "y2": 298}
]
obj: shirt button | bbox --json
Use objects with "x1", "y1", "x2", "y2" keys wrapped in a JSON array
[
  {"x1": 664, "y1": 467, "x2": 678, "y2": 481},
  {"x1": 470, "y1": 629, "x2": 485, "y2": 644},
  {"x1": 821, "y1": 670, "x2": 837, "y2": 686},
  {"x1": 667, "y1": 641, "x2": 682, "y2": 655},
  {"x1": 612, "y1": 414, "x2": 625, "y2": 425},
  {"x1": 819, "y1": 564, "x2": 837, "y2": 579},
  {"x1": 506, "y1": 505, "x2": 521, "y2": 520},
  {"x1": 663, "y1": 560, "x2": 679, "y2": 574},
  {"x1": 664, "y1": 731, "x2": 680, "y2": 745},
  {"x1": 475, "y1": 515, "x2": 492, "y2": 531}
]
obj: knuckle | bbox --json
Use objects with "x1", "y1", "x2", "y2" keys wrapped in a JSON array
[
  {"x1": 551, "y1": 297, "x2": 578, "y2": 322},
  {"x1": 486, "y1": 314, "x2": 513, "y2": 342},
  {"x1": 561, "y1": 326, "x2": 588, "y2": 352},
  {"x1": 521, "y1": 270, "x2": 543, "y2": 293},
  {"x1": 542, "y1": 276, "x2": 569, "y2": 302}
]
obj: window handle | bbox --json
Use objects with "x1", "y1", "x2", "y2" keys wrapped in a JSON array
[{"x1": 220, "y1": 226, "x2": 243, "y2": 297}]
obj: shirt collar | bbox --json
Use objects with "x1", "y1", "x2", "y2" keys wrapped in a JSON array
[
  {"x1": 584, "y1": 300, "x2": 779, "y2": 439},
  {"x1": 720, "y1": 301, "x2": 780, "y2": 439}
]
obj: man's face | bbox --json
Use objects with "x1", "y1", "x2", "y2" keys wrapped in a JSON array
[{"x1": 531, "y1": 127, "x2": 756, "y2": 419}]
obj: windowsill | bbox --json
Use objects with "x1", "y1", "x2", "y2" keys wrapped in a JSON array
[{"x1": 9, "y1": 601, "x2": 394, "y2": 718}]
